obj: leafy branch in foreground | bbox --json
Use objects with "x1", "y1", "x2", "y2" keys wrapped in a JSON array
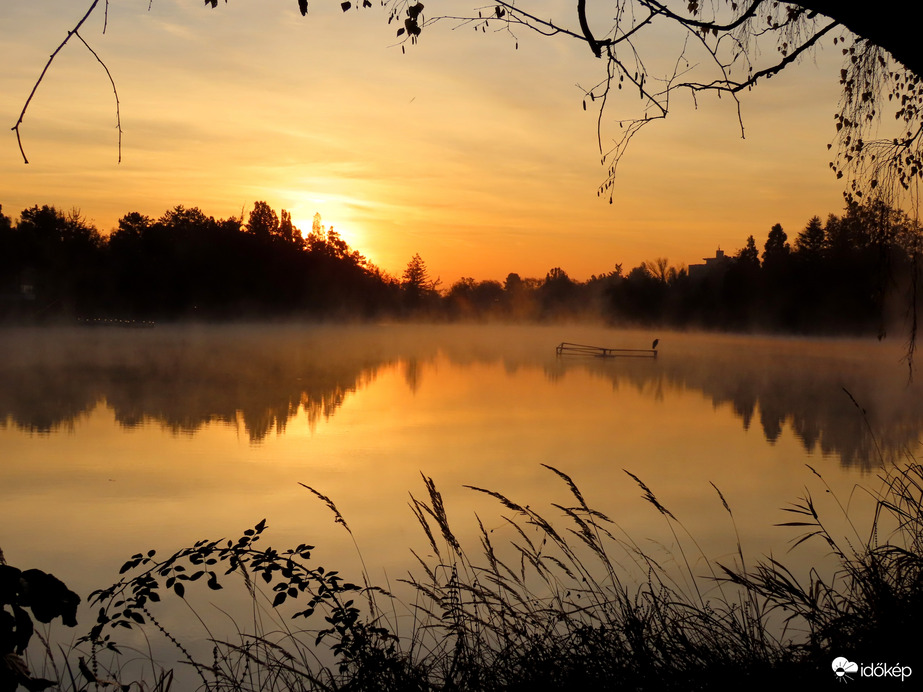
[
  {"x1": 74, "y1": 460, "x2": 923, "y2": 690},
  {"x1": 82, "y1": 517, "x2": 398, "y2": 689},
  {"x1": 0, "y1": 559, "x2": 80, "y2": 691}
]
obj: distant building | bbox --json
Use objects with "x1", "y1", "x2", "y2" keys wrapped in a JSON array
[
  {"x1": 19, "y1": 268, "x2": 36, "y2": 300},
  {"x1": 1, "y1": 268, "x2": 35, "y2": 301},
  {"x1": 0, "y1": 268, "x2": 37, "y2": 320},
  {"x1": 688, "y1": 248, "x2": 732, "y2": 281}
]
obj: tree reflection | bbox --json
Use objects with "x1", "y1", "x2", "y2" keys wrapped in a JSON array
[
  {"x1": 0, "y1": 326, "x2": 404, "y2": 443},
  {"x1": 0, "y1": 327, "x2": 919, "y2": 467},
  {"x1": 546, "y1": 339, "x2": 921, "y2": 470}
]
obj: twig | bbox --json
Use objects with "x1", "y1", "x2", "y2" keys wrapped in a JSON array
[
  {"x1": 11, "y1": 0, "x2": 103, "y2": 164},
  {"x1": 75, "y1": 30, "x2": 122, "y2": 163}
]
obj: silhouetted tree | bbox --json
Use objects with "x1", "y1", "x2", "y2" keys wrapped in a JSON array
[
  {"x1": 0, "y1": 205, "x2": 12, "y2": 234},
  {"x1": 735, "y1": 235, "x2": 760, "y2": 268},
  {"x1": 0, "y1": 205, "x2": 19, "y2": 312},
  {"x1": 762, "y1": 224, "x2": 791, "y2": 267},
  {"x1": 759, "y1": 223, "x2": 796, "y2": 326},
  {"x1": 402, "y1": 253, "x2": 429, "y2": 291},
  {"x1": 608, "y1": 264, "x2": 663, "y2": 324},
  {"x1": 501, "y1": 272, "x2": 540, "y2": 319},
  {"x1": 8, "y1": 205, "x2": 103, "y2": 317},
  {"x1": 4, "y1": 195, "x2": 920, "y2": 332},
  {"x1": 787, "y1": 216, "x2": 829, "y2": 329},
  {"x1": 402, "y1": 254, "x2": 426, "y2": 289},
  {"x1": 717, "y1": 238, "x2": 761, "y2": 328},
  {"x1": 278, "y1": 209, "x2": 300, "y2": 245},
  {"x1": 642, "y1": 258, "x2": 670, "y2": 284},
  {"x1": 794, "y1": 216, "x2": 826, "y2": 261},
  {"x1": 824, "y1": 213, "x2": 852, "y2": 260},
  {"x1": 400, "y1": 253, "x2": 440, "y2": 312},
  {"x1": 105, "y1": 211, "x2": 155, "y2": 316},
  {"x1": 445, "y1": 277, "x2": 504, "y2": 319},
  {"x1": 115, "y1": 211, "x2": 152, "y2": 239},
  {"x1": 473, "y1": 280, "x2": 504, "y2": 309},
  {"x1": 539, "y1": 267, "x2": 579, "y2": 317},
  {"x1": 246, "y1": 201, "x2": 280, "y2": 239}
]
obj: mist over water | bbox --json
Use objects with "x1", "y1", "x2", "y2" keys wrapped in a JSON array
[
  {"x1": 0, "y1": 324, "x2": 916, "y2": 465},
  {"x1": 0, "y1": 323, "x2": 918, "y2": 668}
]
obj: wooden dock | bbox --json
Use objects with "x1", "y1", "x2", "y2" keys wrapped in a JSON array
[{"x1": 555, "y1": 341, "x2": 658, "y2": 359}]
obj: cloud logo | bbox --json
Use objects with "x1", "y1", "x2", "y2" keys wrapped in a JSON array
[{"x1": 832, "y1": 657, "x2": 859, "y2": 681}]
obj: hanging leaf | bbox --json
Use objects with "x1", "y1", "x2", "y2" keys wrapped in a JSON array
[
  {"x1": 341, "y1": 1, "x2": 351, "y2": 11},
  {"x1": 405, "y1": 17, "x2": 421, "y2": 37},
  {"x1": 298, "y1": 0, "x2": 308, "y2": 16},
  {"x1": 407, "y1": 3, "x2": 424, "y2": 21}
]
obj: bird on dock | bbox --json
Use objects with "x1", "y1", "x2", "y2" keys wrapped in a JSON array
[{"x1": 652, "y1": 338, "x2": 659, "y2": 350}]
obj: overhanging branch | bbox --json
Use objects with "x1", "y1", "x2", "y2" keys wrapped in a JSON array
[{"x1": 11, "y1": 0, "x2": 104, "y2": 164}]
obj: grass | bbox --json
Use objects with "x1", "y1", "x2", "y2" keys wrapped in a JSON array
[{"x1": 13, "y1": 461, "x2": 923, "y2": 691}]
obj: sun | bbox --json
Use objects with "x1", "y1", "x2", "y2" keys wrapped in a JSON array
[
  {"x1": 291, "y1": 210, "x2": 369, "y2": 258},
  {"x1": 277, "y1": 193, "x2": 383, "y2": 265}
]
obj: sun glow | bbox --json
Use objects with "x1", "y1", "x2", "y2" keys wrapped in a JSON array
[
  {"x1": 291, "y1": 209, "x2": 371, "y2": 263},
  {"x1": 2, "y1": 1, "x2": 850, "y2": 286}
]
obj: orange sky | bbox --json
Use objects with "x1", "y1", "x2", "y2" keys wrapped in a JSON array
[{"x1": 1, "y1": 1, "x2": 850, "y2": 284}]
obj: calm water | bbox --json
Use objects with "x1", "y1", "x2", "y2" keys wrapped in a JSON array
[{"x1": 1, "y1": 324, "x2": 920, "y2": 653}]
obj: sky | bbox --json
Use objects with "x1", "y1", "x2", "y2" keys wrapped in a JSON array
[{"x1": 1, "y1": 0, "x2": 851, "y2": 284}]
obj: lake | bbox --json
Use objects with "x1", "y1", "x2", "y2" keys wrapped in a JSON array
[{"x1": 1, "y1": 323, "x2": 919, "y2": 663}]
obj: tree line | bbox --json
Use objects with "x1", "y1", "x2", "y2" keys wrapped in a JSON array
[
  {"x1": 434, "y1": 200, "x2": 923, "y2": 335},
  {"x1": 599, "y1": 200, "x2": 922, "y2": 334},
  {"x1": 0, "y1": 202, "x2": 400, "y2": 320},
  {"x1": 1, "y1": 199, "x2": 920, "y2": 333}
]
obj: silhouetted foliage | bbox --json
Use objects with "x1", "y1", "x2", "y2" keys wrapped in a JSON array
[
  {"x1": 1, "y1": 202, "x2": 399, "y2": 322},
  {"x1": 445, "y1": 277, "x2": 505, "y2": 320},
  {"x1": 736, "y1": 235, "x2": 760, "y2": 268},
  {"x1": 68, "y1": 460, "x2": 923, "y2": 689},
  {"x1": 762, "y1": 223, "x2": 791, "y2": 267},
  {"x1": 0, "y1": 205, "x2": 104, "y2": 320},
  {"x1": 333, "y1": 1, "x2": 923, "y2": 202},
  {"x1": 246, "y1": 200, "x2": 281, "y2": 239},
  {"x1": 0, "y1": 558, "x2": 80, "y2": 691},
  {"x1": 401, "y1": 253, "x2": 441, "y2": 313},
  {"x1": 1, "y1": 198, "x2": 920, "y2": 333},
  {"x1": 795, "y1": 216, "x2": 826, "y2": 261}
]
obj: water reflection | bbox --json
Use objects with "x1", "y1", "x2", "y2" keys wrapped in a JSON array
[
  {"x1": 0, "y1": 325, "x2": 401, "y2": 442},
  {"x1": 544, "y1": 338, "x2": 920, "y2": 469},
  {"x1": 1, "y1": 325, "x2": 918, "y2": 466}
]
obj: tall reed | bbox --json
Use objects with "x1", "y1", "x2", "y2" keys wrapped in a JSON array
[{"x1": 36, "y1": 461, "x2": 923, "y2": 690}]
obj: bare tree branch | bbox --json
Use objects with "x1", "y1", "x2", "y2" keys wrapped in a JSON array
[
  {"x1": 14, "y1": 0, "x2": 923, "y2": 206},
  {"x1": 75, "y1": 30, "x2": 122, "y2": 164},
  {"x1": 11, "y1": 0, "x2": 105, "y2": 164},
  {"x1": 576, "y1": 0, "x2": 602, "y2": 57}
]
